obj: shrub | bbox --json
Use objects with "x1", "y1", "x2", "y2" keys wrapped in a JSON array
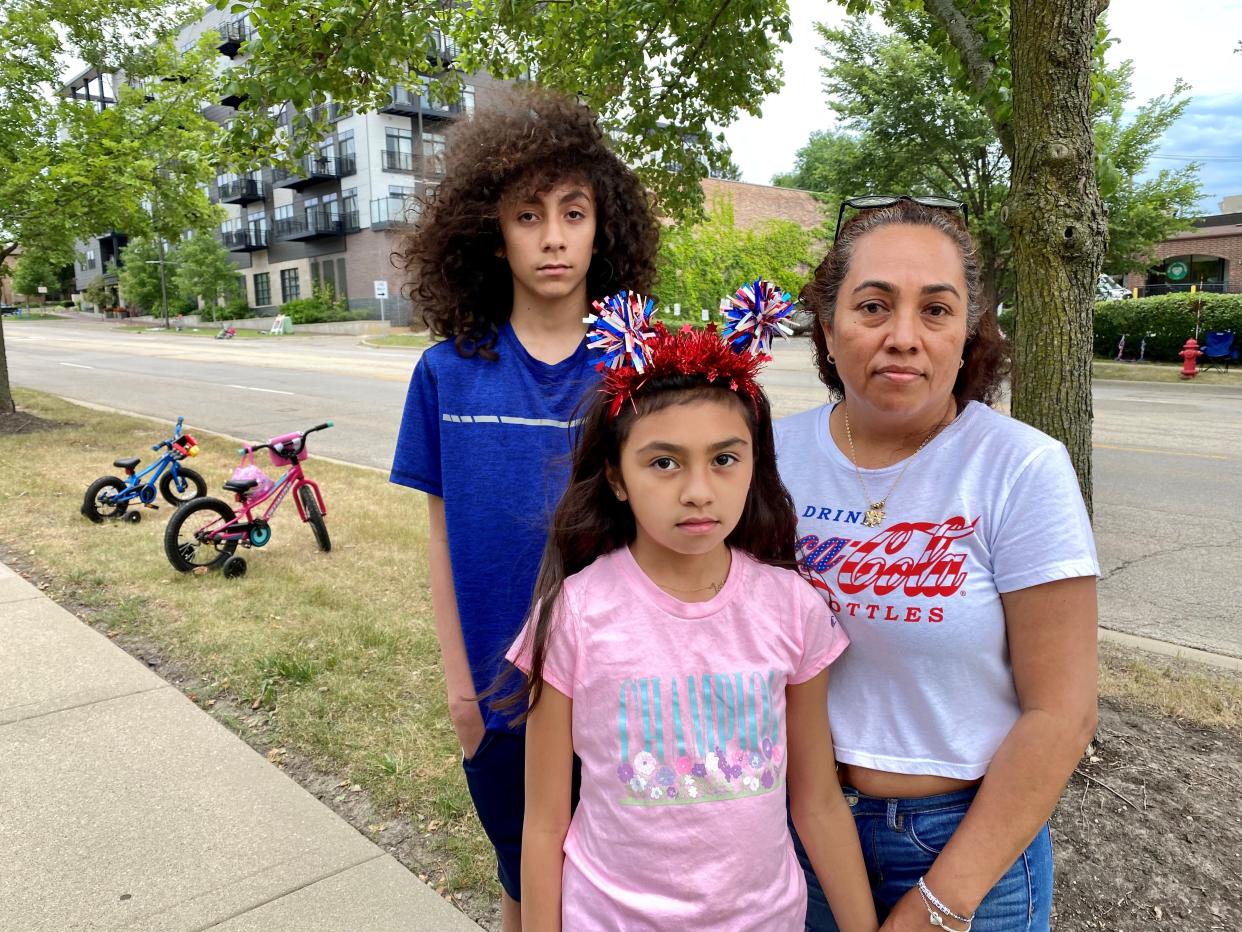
[
  {"x1": 279, "y1": 286, "x2": 371, "y2": 325},
  {"x1": 221, "y1": 296, "x2": 253, "y2": 320},
  {"x1": 1094, "y1": 293, "x2": 1242, "y2": 361}
]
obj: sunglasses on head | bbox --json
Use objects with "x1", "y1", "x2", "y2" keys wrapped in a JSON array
[{"x1": 834, "y1": 195, "x2": 968, "y2": 242}]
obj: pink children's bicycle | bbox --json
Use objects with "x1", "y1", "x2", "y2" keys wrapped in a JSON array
[{"x1": 163, "y1": 422, "x2": 333, "y2": 578}]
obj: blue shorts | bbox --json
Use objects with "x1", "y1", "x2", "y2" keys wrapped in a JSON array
[
  {"x1": 790, "y1": 786, "x2": 1053, "y2": 931},
  {"x1": 460, "y1": 729, "x2": 582, "y2": 902},
  {"x1": 462, "y1": 729, "x2": 526, "y2": 901}
]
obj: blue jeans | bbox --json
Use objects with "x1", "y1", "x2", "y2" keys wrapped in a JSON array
[{"x1": 791, "y1": 786, "x2": 1052, "y2": 932}]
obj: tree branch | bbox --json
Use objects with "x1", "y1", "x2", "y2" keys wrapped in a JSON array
[{"x1": 922, "y1": 0, "x2": 1015, "y2": 155}]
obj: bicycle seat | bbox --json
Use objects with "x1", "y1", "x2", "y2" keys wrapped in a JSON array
[
  {"x1": 113, "y1": 457, "x2": 141, "y2": 470},
  {"x1": 222, "y1": 478, "x2": 259, "y2": 494}
]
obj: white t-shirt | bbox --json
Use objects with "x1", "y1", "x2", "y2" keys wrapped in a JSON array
[{"x1": 774, "y1": 401, "x2": 1099, "y2": 780}]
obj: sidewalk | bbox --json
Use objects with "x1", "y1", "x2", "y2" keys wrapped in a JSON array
[{"x1": 0, "y1": 560, "x2": 481, "y2": 932}]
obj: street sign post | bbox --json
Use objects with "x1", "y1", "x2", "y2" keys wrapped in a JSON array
[{"x1": 373, "y1": 280, "x2": 388, "y2": 322}]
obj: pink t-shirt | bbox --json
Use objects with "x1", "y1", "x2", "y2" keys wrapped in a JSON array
[{"x1": 507, "y1": 546, "x2": 848, "y2": 931}]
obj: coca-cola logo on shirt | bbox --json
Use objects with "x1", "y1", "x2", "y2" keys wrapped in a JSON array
[{"x1": 798, "y1": 516, "x2": 979, "y2": 599}]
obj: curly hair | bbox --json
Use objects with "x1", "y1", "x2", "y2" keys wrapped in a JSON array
[
  {"x1": 802, "y1": 200, "x2": 1009, "y2": 406},
  {"x1": 397, "y1": 89, "x2": 660, "y2": 359}
]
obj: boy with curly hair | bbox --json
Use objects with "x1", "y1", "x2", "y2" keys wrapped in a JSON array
[{"x1": 390, "y1": 89, "x2": 659, "y2": 929}]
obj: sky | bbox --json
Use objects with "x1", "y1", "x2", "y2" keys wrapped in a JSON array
[{"x1": 724, "y1": 0, "x2": 1242, "y2": 215}]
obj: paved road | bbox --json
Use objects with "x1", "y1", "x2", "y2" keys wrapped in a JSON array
[{"x1": 7, "y1": 319, "x2": 1242, "y2": 658}]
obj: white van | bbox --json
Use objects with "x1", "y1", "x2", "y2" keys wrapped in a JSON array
[{"x1": 1096, "y1": 275, "x2": 1131, "y2": 301}]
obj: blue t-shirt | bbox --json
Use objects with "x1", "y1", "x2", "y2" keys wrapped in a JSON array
[{"x1": 391, "y1": 322, "x2": 599, "y2": 730}]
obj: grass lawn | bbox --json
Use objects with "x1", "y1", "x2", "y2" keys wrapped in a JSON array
[
  {"x1": 112, "y1": 325, "x2": 292, "y2": 340},
  {"x1": 0, "y1": 388, "x2": 492, "y2": 895},
  {"x1": 4, "y1": 311, "x2": 69, "y2": 321},
  {"x1": 365, "y1": 332, "x2": 435, "y2": 349},
  {"x1": 1093, "y1": 359, "x2": 1242, "y2": 386}
]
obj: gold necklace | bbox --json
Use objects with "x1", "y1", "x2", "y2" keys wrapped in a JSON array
[
  {"x1": 656, "y1": 578, "x2": 726, "y2": 595},
  {"x1": 843, "y1": 407, "x2": 949, "y2": 528}
]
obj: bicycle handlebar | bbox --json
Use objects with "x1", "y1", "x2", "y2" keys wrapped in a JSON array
[{"x1": 239, "y1": 421, "x2": 334, "y2": 456}]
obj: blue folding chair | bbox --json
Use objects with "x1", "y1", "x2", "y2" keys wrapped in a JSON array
[{"x1": 1201, "y1": 331, "x2": 1238, "y2": 372}]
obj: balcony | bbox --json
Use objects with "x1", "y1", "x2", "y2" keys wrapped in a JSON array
[
  {"x1": 337, "y1": 154, "x2": 357, "y2": 177},
  {"x1": 370, "y1": 196, "x2": 421, "y2": 231},
  {"x1": 379, "y1": 86, "x2": 462, "y2": 121},
  {"x1": 218, "y1": 177, "x2": 265, "y2": 205},
  {"x1": 217, "y1": 20, "x2": 249, "y2": 57},
  {"x1": 220, "y1": 88, "x2": 248, "y2": 109},
  {"x1": 272, "y1": 209, "x2": 347, "y2": 242},
  {"x1": 271, "y1": 154, "x2": 343, "y2": 191},
  {"x1": 221, "y1": 228, "x2": 268, "y2": 252},
  {"x1": 428, "y1": 30, "x2": 459, "y2": 65},
  {"x1": 382, "y1": 148, "x2": 415, "y2": 173}
]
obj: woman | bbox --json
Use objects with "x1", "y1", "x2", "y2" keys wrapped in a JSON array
[{"x1": 775, "y1": 196, "x2": 1099, "y2": 931}]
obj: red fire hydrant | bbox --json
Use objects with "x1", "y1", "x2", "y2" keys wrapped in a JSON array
[{"x1": 1179, "y1": 338, "x2": 1203, "y2": 379}]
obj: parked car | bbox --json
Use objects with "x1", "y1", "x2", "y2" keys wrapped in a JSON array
[
  {"x1": 0, "y1": 304, "x2": 21, "y2": 316},
  {"x1": 788, "y1": 304, "x2": 816, "y2": 335},
  {"x1": 1096, "y1": 275, "x2": 1131, "y2": 301}
]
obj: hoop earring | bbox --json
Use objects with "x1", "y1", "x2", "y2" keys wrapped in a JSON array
[
  {"x1": 958, "y1": 359, "x2": 965, "y2": 369},
  {"x1": 827, "y1": 352, "x2": 836, "y2": 365}
]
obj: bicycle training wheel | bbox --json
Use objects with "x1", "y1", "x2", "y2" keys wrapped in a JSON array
[
  {"x1": 82, "y1": 476, "x2": 129, "y2": 523},
  {"x1": 164, "y1": 497, "x2": 238, "y2": 572},
  {"x1": 159, "y1": 466, "x2": 207, "y2": 506},
  {"x1": 298, "y1": 485, "x2": 331, "y2": 553}
]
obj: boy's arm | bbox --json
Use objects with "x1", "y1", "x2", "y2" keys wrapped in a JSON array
[
  {"x1": 521, "y1": 683, "x2": 573, "y2": 931},
  {"x1": 787, "y1": 670, "x2": 879, "y2": 932},
  {"x1": 427, "y1": 494, "x2": 484, "y2": 757}
]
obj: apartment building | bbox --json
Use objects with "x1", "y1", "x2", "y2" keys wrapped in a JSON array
[{"x1": 68, "y1": 11, "x2": 508, "y2": 323}]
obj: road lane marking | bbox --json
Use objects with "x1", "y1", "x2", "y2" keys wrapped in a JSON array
[
  {"x1": 227, "y1": 384, "x2": 295, "y2": 396},
  {"x1": 1094, "y1": 442, "x2": 1230, "y2": 461},
  {"x1": 59, "y1": 362, "x2": 93, "y2": 369}
]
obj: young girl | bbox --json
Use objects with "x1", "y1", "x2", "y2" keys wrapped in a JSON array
[{"x1": 503, "y1": 290, "x2": 879, "y2": 931}]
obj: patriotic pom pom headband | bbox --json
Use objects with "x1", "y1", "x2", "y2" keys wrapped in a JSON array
[{"x1": 587, "y1": 282, "x2": 793, "y2": 417}]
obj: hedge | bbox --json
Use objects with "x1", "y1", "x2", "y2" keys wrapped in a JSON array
[
  {"x1": 1094, "y1": 293, "x2": 1242, "y2": 361},
  {"x1": 999, "y1": 294, "x2": 1242, "y2": 362}
]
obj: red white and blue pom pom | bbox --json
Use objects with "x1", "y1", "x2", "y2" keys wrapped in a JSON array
[
  {"x1": 587, "y1": 291, "x2": 658, "y2": 373},
  {"x1": 722, "y1": 279, "x2": 795, "y2": 356}
]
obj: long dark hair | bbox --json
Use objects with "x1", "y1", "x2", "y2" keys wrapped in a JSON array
[
  {"x1": 495, "y1": 376, "x2": 798, "y2": 721},
  {"x1": 397, "y1": 88, "x2": 660, "y2": 359}
]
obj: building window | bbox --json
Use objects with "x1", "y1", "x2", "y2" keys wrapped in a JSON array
[
  {"x1": 461, "y1": 84, "x2": 475, "y2": 114},
  {"x1": 280, "y1": 268, "x2": 300, "y2": 303},
  {"x1": 337, "y1": 258, "x2": 348, "y2": 300},
  {"x1": 254, "y1": 272, "x2": 271, "y2": 306},
  {"x1": 384, "y1": 127, "x2": 414, "y2": 172},
  {"x1": 422, "y1": 132, "x2": 446, "y2": 175}
]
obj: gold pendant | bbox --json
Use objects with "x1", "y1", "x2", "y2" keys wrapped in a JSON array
[{"x1": 863, "y1": 503, "x2": 885, "y2": 528}]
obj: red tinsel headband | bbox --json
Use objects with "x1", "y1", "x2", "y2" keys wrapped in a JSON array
[{"x1": 587, "y1": 286, "x2": 792, "y2": 417}]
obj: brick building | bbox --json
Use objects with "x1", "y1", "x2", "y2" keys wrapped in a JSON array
[
  {"x1": 1123, "y1": 197, "x2": 1242, "y2": 296},
  {"x1": 701, "y1": 178, "x2": 826, "y2": 231}
]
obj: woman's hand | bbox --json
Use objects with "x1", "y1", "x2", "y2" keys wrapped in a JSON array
[{"x1": 880, "y1": 886, "x2": 937, "y2": 931}]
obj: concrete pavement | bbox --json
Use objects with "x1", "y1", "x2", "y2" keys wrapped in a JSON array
[{"x1": 0, "y1": 560, "x2": 481, "y2": 932}]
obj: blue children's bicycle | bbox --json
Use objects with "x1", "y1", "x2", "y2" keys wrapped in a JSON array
[{"x1": 81, "y1": 417, "x2": 207, "y2": 524}]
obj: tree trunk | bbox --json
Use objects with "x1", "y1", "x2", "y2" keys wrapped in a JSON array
[
  {"x1": 0, "y1": 318, "x2": 15, "y2": 414},
  {"x1": 1006, "y1": 0, "x2": 1107, "y2": 515}
]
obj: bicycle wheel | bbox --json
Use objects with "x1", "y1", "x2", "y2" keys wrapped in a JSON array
[
  {"x1": 298, "y1": 485, "x2": 331, "y2": 553},
  {"x1": 82, "y1": 476, "x2": 129, "y2": 523},
  {"x1": 164, "y1": 497, "x2": 239, "y2": 572},
  {"x1": 159, "y1": 466, "x2": 207, "y2": 506}
]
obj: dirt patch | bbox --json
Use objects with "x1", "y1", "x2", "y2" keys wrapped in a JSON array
[
  {"x1": 0, "y1": 409, "x2": 70, "y2": 435},
  {"x1": 1052, "y1": 702, "x2": 1242, "y2": 930}
]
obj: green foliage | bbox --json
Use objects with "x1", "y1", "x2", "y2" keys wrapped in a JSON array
[
  {"x1": 279, "y1": 286, "x2": 366, "y2": 325},
  {"x1": 789, "y1": 15, "x2": 1201, "y2": 306},
  {"x1": 221, "y1": 296, "x2": 253, "y2": 320},
  {"x1": 82, "y1": 276, "x2": 110, "y2": 309},
  {"x1": 172, "y1": 232, "x2": 242, "y2": 315},
  {"x1": 1094, "y1": 294, "x2": 1242, "y2": 362},
  {"x1": 656, "y1": 199, "x2": 819, "y2": 319},
  {"x1": 116, "y1": 238, "x2": 165, "y2": 313},
  {"x1": 11, "y1": 251, "x2": 68, "y2": 296},
  {"x1": 208, "y1": 0, "x2": 790, "y2": 219}
]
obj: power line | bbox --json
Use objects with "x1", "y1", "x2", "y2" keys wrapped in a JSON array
[{"x1": 1151, "y1": 153, "x2": 1242, "y2": 162}]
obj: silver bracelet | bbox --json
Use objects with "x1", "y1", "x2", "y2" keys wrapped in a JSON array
[{"x1": 917, "y1": 876, "x2": 974, "y2": 929}]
